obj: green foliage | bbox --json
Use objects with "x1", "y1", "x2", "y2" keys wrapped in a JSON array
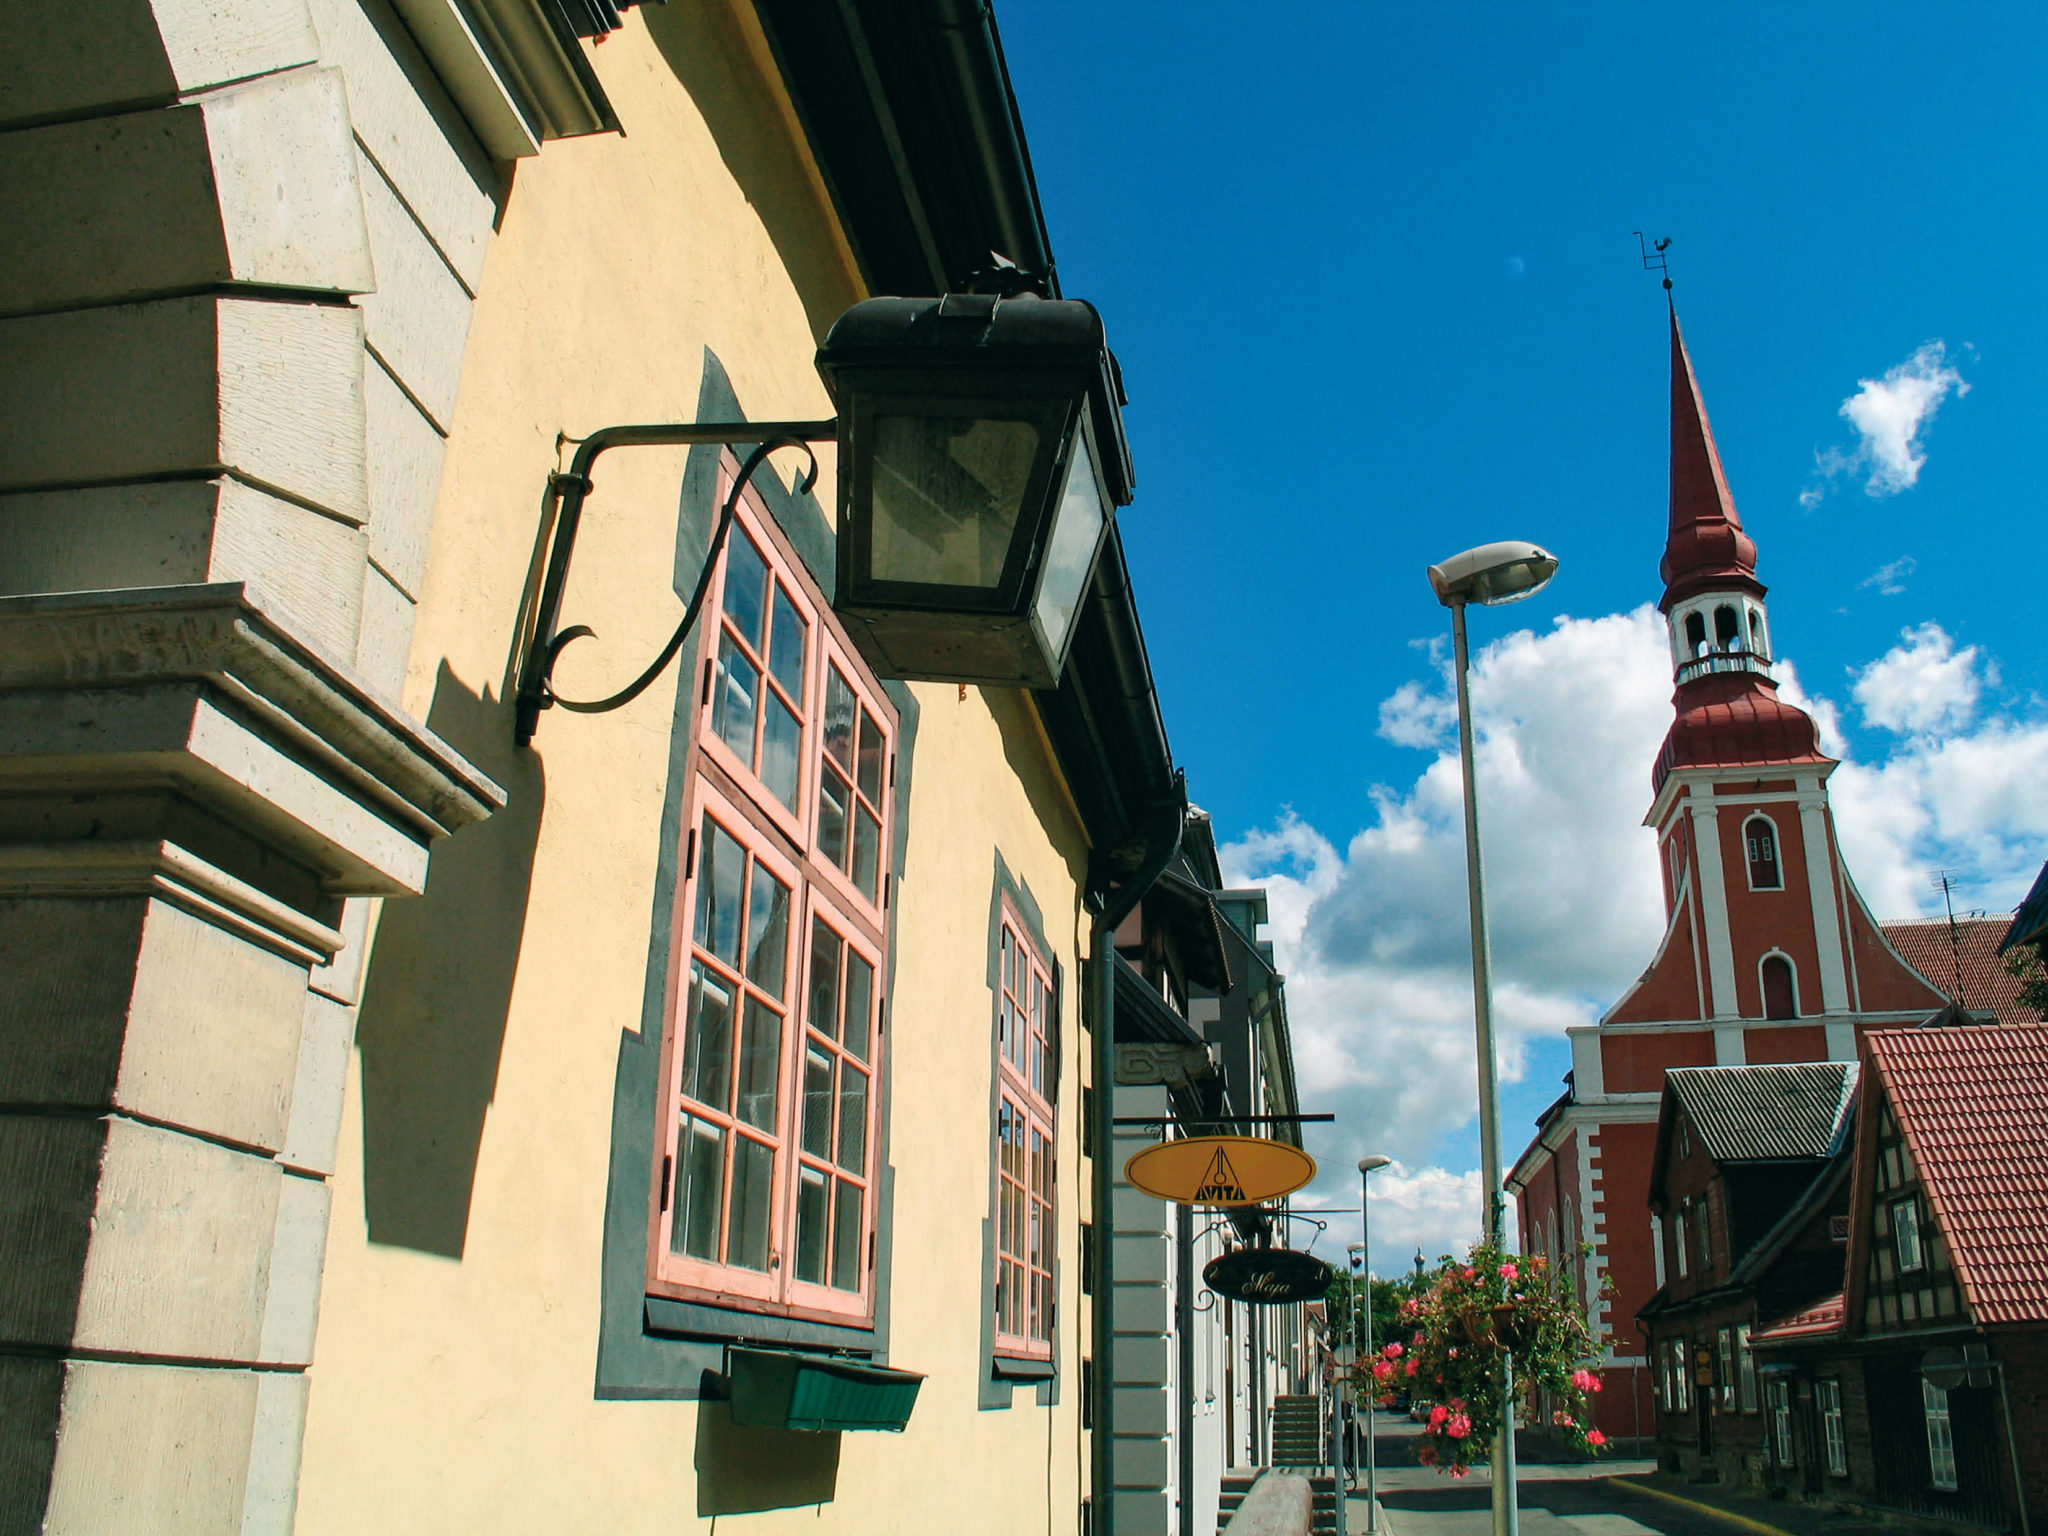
[
  {"x1": 2005, "y1": 942, "x2": 2048, "y2": 1015},
  {"x1": 1354, "y1": 1243, "x2": 1608, "y2": 1475}
]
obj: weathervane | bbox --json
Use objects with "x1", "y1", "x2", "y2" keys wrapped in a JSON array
[{"x1": 1635, "y1": 231, "x2": 1673, "y2": 290}]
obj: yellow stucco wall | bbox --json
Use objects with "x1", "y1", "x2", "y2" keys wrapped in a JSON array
[{"x1": 293, "y1": 7, "x2": 1095, "y2": 1531}]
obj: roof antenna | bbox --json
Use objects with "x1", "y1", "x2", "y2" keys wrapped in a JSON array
[
  {"x1": 1931, "y1": 869, "x2": 1969, "y2": 1012},
  {"x1": 1635, "y1": 232, "x2": 1673, "y2": 291}
]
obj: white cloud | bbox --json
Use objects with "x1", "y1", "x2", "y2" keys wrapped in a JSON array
[
  {"x1": 1859, "y1": 556, "x2": 1917, "y2": 597},
  {"x1": 1228, "y1": 607, "x2": 2048, "y2": 1262},
  {"x1": 1801, "y1": 341, "x2": 1968, "y2": 505},
  {"x1": 1852, "y1": 622, "x2": 1985, "y2": 736}
]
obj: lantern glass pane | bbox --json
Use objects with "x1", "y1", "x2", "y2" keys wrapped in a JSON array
[
  {"x1": 1031, "y1": 433, "x2": 1108, "y2": 658},
  {"x1": 869, "y1": 415, "x2": 1040, "y2": 591}
]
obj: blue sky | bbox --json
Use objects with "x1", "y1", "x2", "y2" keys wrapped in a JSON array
[{"x1": 999, "y1": 5, "x2": 2048, "y2": 1260}]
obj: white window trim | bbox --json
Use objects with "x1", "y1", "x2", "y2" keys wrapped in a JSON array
[
  {"x1": 1819, "y1": 1379, "x2": 1847, "y2": 1476},
  {"x1": 1895, "y1": 1197, "x2": 1925, "y2": 1273},
  {"x1": 1923, "y1": 1378, "x2": 1958, "y2": 1491},
  {"x1": 1759, "y1": 948, "x2": 1801, "y2": 1021},
  {"x1": 1743, "y1": 812, "x2": 1786, "y2": 891}
]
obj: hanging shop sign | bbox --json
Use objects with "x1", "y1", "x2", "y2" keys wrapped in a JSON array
[
  {"x1": 1122, "y1": 1136, "x2": 1316, "y2": 1206},
  {"x1": 1203, "y1": 1247, "x2": 1335, "y2": 1306}
]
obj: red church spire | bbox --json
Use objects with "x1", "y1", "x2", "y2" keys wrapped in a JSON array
[
  {"x1": 1660, "y1": 305, "x2": 1761, "y2": 613},
  {"x1": 1651, "y1": 304, "x2": 1826, "y2": 792}
]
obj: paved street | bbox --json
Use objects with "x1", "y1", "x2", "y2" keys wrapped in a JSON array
[{"x1": 1338, "y1": 1414, "x2": 1824, "y2": 1536}]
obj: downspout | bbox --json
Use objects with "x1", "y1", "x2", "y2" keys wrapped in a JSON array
[
  {"x1": 1091, "y1": 783, "x2": 1186, "y2": 1533},
  {"x1": 1176, "y1": 1200, "x2": 1195, "y2": 1536}
]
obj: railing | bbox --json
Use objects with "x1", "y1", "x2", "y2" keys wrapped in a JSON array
[
  {"x1": 1221, "y1": 1472, "x2": 1314, "y2": 1536},
  {"x1": 1676, "y1": 648, "x2": 1773, "y2": 686}
]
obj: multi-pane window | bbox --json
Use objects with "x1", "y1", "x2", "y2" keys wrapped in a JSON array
[
  {"x1": 1894, "y1": 1198, "x2": 1925, "y2": 1272},
  {"x1": 815, "y1": 661, "x2": 887, "y2": 907},
  {"x1": 1923, "y1": 1379, "x2": 1958, "y2": 1490},
  {"x1": 1717, "y1": 1329, "x2": 1736, "y2": 1411},
  {"x1": 1769, "y1": 1380, "x2": 1794, "y2": 1466},
  {"x1": 655, "y1": 491, "x2": 893, "y2": 1326},
  {"x1": 1818, "y1": 1379, "x2": 1847, "y2": 1476},
  {"x1": 994, "y1": 913, "x2": 1056, "y2": 1358},
  {"x1": 1735, "y1": 1323, "x2": 1758, "y2": 1412},
  {"x1": 1673, "y1": 1210, "x2": 1688, "y2": 1278}
]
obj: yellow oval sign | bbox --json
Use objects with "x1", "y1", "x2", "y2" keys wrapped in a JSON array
[{"x1": 1122, "y1": 1136, "x2": 1317, "y2": 1206}]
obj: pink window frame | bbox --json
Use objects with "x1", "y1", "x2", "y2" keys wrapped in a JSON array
[
  {"x1": 993, "y1": 908, "x2": 1056, "y2": 1360},
  {"x1": 646, "y1": 456, "x2": 895, "y2": 1330}
]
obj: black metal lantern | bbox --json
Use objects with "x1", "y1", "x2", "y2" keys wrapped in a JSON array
[{"x1": 816, "y1": 292, "x2": 1135, "y2": 689}]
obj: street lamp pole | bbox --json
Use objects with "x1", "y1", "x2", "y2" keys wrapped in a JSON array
[
  {"x1": 1427, "y1": 540, "x2": 1558, "y2": 1536},
  {"x1": 1357, "y1": 1157, "x2": 1391, "y2": 1535}
]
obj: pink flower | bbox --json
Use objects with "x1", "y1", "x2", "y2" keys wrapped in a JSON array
[
  {"x1": 1451, "y1": 1464, "x2": 1470, "y2": 1480},
  {"x1": 1587, "y1": 1430, "x2": 1607, "y2": 1448},
  {"x1": 1372, "y1": 1361, "x2": 1396, "y2": 1383},
  {"x1": 1571, "y1": 1369, "x2": 1599, "y2": 1392},
  {"x1": 1462, "y1": 1267, "x2": 1477, "y2": 1279},
  {"x1": 1445, "y1": 1413, "x2": 1472, "y2": 1440},
  {"x1": 1405, "y1": 1360, "x2": 1419, "y2": 1378},
  {"x1": 1499, "y1": 1263, "x2": 1520, "y2": 1281},
  {"x1": 1382, "y1": 1342, "x2": 1404, "y2": 1360},
  {"x1": 1427, "y1": 1404, "x2": 1449, "y2": 1430}
]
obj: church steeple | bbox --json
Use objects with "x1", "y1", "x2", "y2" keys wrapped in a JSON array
[{"x1": 1650, "y1": 305, "x2": 1826, "y2": 793}]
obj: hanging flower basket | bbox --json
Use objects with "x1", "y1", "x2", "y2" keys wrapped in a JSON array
[{"x1": 1353, "y1": 1242, "x2": 1609, "y2": 1476}]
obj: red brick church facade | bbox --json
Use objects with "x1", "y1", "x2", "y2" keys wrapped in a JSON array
[{"x1": 1507, "y1": 306, "x2": 1952, "y2": 1444}]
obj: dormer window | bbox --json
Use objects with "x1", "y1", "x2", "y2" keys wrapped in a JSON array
[{"x1": 1745, "y1": 816, "x2": 1782, "y2": 890}]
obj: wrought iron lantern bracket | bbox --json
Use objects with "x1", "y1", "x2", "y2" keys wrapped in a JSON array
[{"x1": 514, "y1": 419, "x2": 837, "y2": 747}]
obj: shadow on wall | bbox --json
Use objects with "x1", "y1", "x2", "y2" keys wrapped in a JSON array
[
  {"x1": 356, "y1": 662, "x2": 542, "y2": 1256},
  {"x1": 640, "y1": 3, "x2": 863, "y2": 343}
]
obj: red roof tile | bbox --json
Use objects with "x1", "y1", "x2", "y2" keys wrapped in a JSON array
[
  {"x1": 1866, "y1": 1024, "x2": 2048, "y2": 1326},
  {"x1": 1753, "y1": 1292, "x2": 1844, "y2": 1343},
  {"x1": 1881, "y1": 917, "x2": 2045, "y2": 1025}
]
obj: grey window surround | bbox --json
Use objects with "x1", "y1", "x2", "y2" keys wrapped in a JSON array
[
  {"x1": 978, "y1": 850, "x2": 1062, "y2": 1410},
  {"x1": 596, "y1": 352, "x2": 919, "y2": 1399}
]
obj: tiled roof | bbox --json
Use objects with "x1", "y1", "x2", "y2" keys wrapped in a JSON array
[
  {"x1": 1881, "y1": 916, "x2": 2044, "y2": 1025},
  {"x1": 1667, "y1": 1061, "x2": 1858, "y2": 1163},
  {"x1": 1752, "y1": 1292, "x2": 1844, "y2": 1344},
  {"x1": 1867, "y1": 1024, "x2": 2048, "y2": 1327}
]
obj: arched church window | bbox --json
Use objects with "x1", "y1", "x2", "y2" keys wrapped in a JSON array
[
  {"x1": 1745, "y1": 816, "x2": 1782, "y2": 890},
  {"x1": 1748, "y1": 607, "x2": 1769, "y2": 660},
  {"x1": 1685, "y1": 611, "x2": 1708, "y2": 656},
  {"x1": 1761, "y1": 954, "x2": 1798, "y2": 1020},
  {"x1": 1714, "y1": 604, "x2": 1742, "y2": 651}
]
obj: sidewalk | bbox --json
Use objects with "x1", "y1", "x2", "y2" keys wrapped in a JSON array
[{"x1": 1605, "y1": 1474, "x2": 1940, "y2": 1536}]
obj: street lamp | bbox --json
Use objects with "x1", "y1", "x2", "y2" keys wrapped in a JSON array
[
  {"x1": 513, "y1": 288, "x2": 1136, "y2": 745},
  {"x1": 817, "y1": 292, "x2": 1132, "y2": 688},
  {"x1": 1357, "y1": 1156, "x2": 1391, "y2": 1534},
  {"x1": 1426, "y1": 540, "x2": 1558, "y2": 1536}
]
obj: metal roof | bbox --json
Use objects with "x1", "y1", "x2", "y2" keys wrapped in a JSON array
[
  {"x1": 1666, "y1": 1061, "x2": 1859, "y2": 1163},
  {"x1": 1866, "y1": 1023, "x2": 2048, "y2": 1327}
]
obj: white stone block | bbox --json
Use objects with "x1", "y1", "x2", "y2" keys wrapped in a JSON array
[
  {"x1": 256, "y1": 1173, "x2": 330, "y2": 1365},
  {"x1": 71, "y1": 1117, "x2": 282, "y2": 1363},
  {"x1": 41, "y1": 1358, "x2": 261, "y2": 1536},
  {"x1": 240, "y1": 1372, "x2": 309, "y2": 1536},
  {"x1": 0, "y1": 478, "x2": 365, "y2": 661},
  {"x1": 356, "y1": 558, "x2": 418, "y2": 702},
  {"x1": 125, "y1": 897, "x2": 310, "y2": 1152},
  {"x1": 0, "y1": 0, "x2": 318, "y2": 131},
  {"x1": 279, "y1": 992, "x2": 357, "y2": 1175},
  {"x1": 306, "y1": 0, "x2": 499, "y2": 288},
  {"x1": 355, "y1": 148, "x2": 472, "y2": 431},
  {"x1": 0, "y1": 297, "x2": 369, "y2": 527},
  {"x1": 364, "y1": 357, "x2": 447, "y2": 599}
]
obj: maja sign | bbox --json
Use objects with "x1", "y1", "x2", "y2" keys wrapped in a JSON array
[
  {"x1": 1122, "y1": 1136, "x2": 1316, "y2": 1206},
  {"x1": 1203, "y1": 1247, "x2": 1335, "y2": 1306}
]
